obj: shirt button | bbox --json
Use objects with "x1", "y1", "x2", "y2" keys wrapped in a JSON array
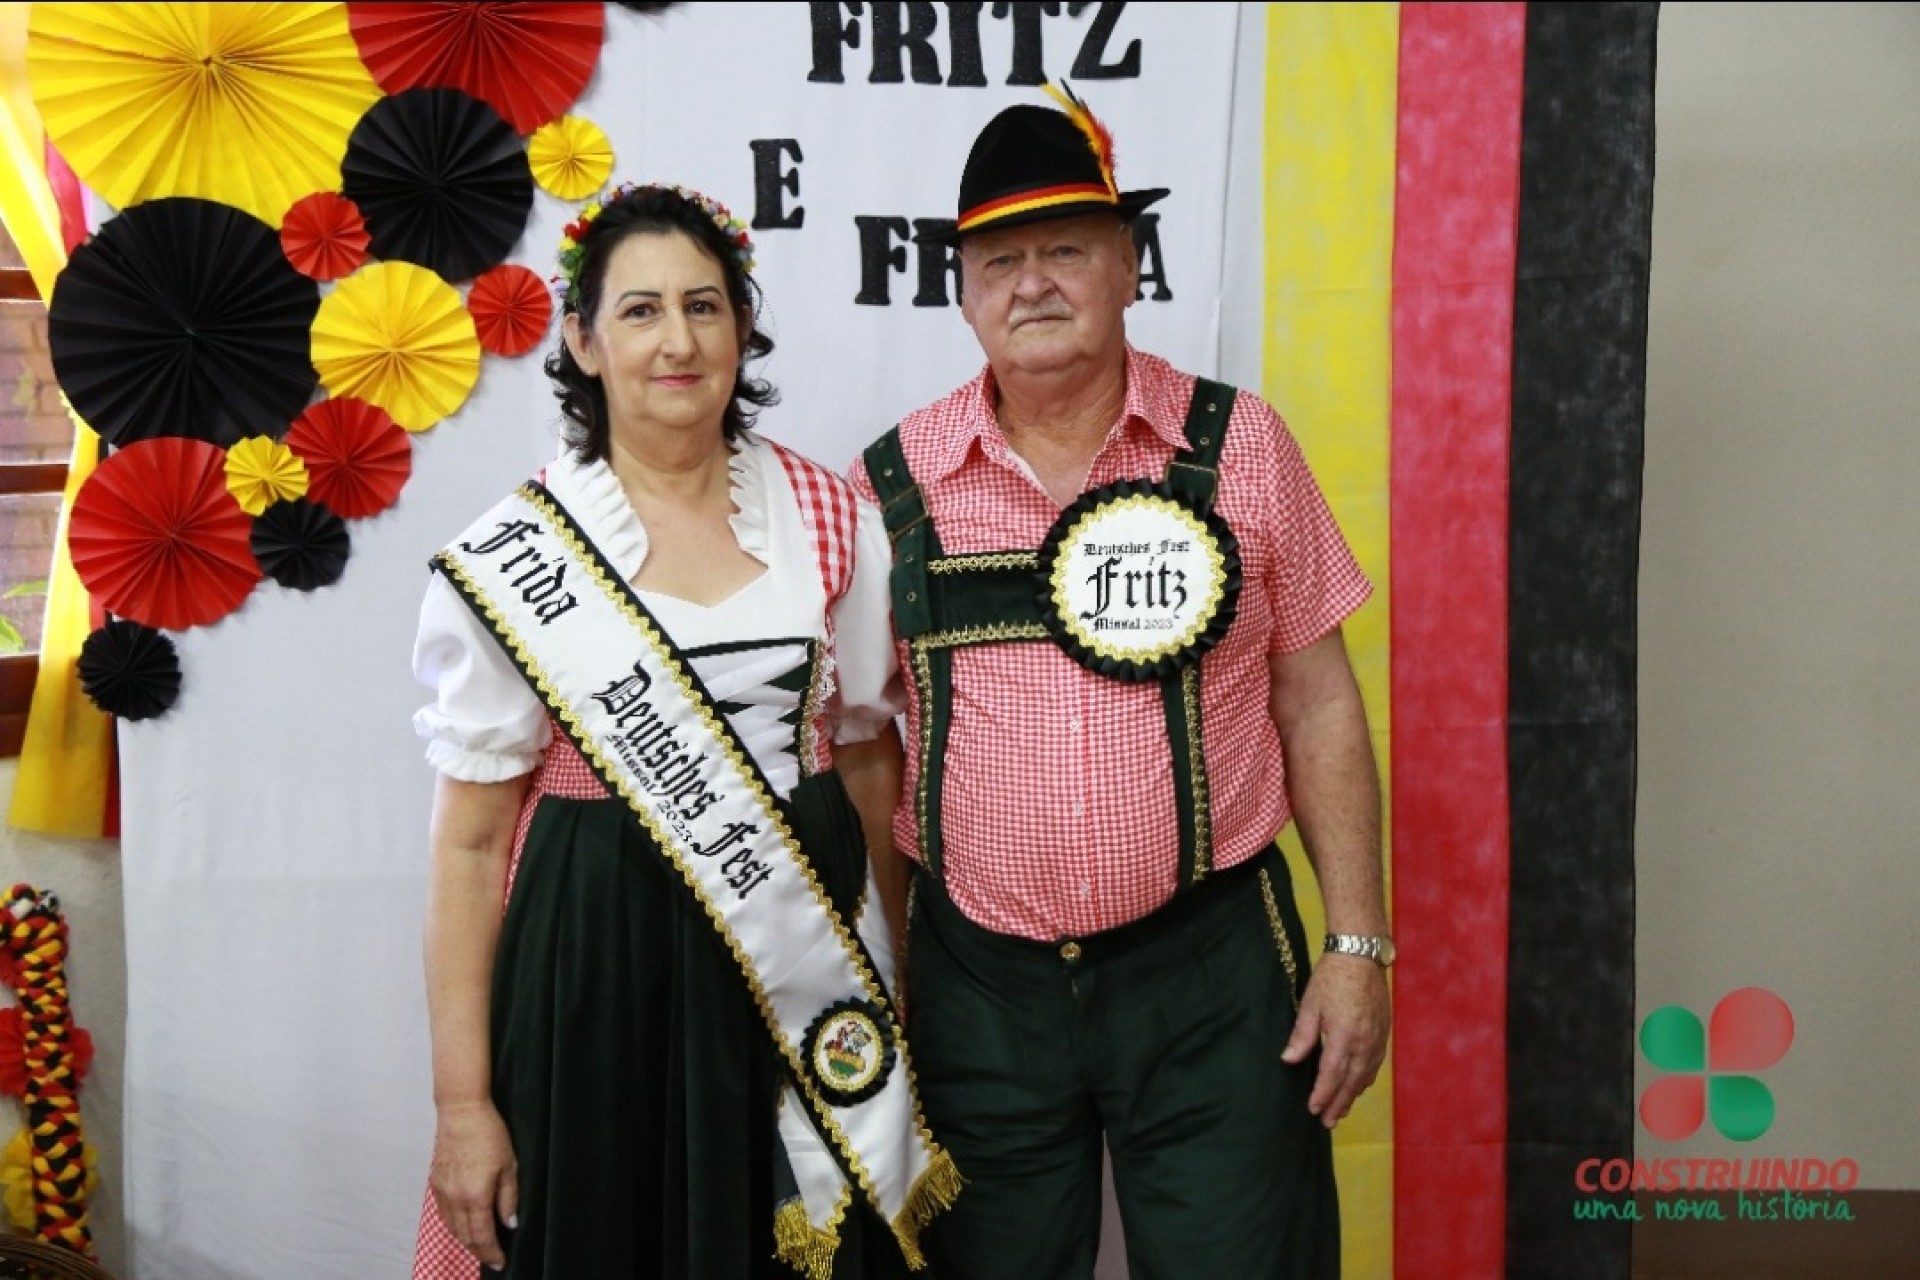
[
  {"x1": 1071, "y1": 802, "x2": 1084, "y2": 816},
  {"x1": 1069, "y1": 717, "x2": 1082, "y2": 732}
]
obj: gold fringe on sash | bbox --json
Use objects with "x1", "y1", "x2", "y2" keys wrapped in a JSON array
[
  {"x1": 774, "y1": 1149, "x2": 962, "y2": 1276},
  {"x1": 773, "y1": 1198, "x2": 841, "y2": 1280},
  {"x1": 892, "y1": 1148, "x2": 966, "y2": 1269}
]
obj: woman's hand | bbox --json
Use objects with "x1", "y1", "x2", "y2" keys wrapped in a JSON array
[
  {"x1": 430, "y1": 1099, "x2": 519, "y2": 1270},
  {"x1": 423, "y1": 775, "x2": 527, "y2": 1267}
]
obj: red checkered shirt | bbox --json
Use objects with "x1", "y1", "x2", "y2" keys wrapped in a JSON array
[{"x1": 849, "y1": 347, "x2": 1372, "y2": 941}]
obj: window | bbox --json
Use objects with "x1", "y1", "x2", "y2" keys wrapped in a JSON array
[{"x1": 0, "y1": 218, "x2": 75, "y2": 756}]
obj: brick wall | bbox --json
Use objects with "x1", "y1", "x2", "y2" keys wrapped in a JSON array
[{"x1": 0, "y1": 300, "x2": 76, "y2": 653}]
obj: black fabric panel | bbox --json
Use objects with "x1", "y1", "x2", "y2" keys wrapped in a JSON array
[{"x1": 1506, "y1": 4, "x2": 1659, "y2": 1278}]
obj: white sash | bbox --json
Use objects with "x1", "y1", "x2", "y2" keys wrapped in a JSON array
[{"x1": 434, "y1": 482, "x2": 956, "y2": 1275}]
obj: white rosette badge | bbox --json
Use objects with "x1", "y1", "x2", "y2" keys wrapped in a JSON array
[{"x1": 1036, "y1": 479, "x2": 1242, "y2": 681}]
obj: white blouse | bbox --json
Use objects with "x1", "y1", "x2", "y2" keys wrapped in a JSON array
[{"x1": 412, "y1": 433, "x2": 904, "y2": 796}]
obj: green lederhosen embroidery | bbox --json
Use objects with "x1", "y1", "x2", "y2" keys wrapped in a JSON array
[{"x1": 865, "y1": 379, "x2": 1235, "y2": 889}]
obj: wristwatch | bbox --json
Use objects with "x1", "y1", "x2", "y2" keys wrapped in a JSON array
[{"x1": 1323, "y1": 933, "x2": 1396, "y2": 968}]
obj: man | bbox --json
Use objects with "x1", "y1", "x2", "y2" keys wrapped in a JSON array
[{"x1": 849, "y1": 88, "x2": 1391, "y2": 1280}]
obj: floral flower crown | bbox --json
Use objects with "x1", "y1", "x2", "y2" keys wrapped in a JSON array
[{"x1": 553, "y1": 181, "x2": 756, "y2": 311}]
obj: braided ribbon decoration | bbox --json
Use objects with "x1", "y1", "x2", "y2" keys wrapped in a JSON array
[{"x1": 1, "y1": 884, "x2": 94, "y2": 1257}]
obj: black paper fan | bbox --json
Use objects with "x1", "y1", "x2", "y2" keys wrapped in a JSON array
[
  {"x1": 47, "y1": 197, "x2": 321, "y2": 448},
  {"x1": 77, "y1": 619, "x2": 182, "y2": 722},
  {"x1": 340, "y1": 87, "x2": 534, "y2": 283},
  {"x1": 252, "y1": 498, "x2": 351, "y2": 591}
]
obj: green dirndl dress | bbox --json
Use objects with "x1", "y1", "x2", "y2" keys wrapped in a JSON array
[
  {"x1": 409, "y1": 721, "x2": 913, "y2": 1280},
  {"x1": 488, "y1": 731, "x2": 910, "y2": 1280},
  {"x1": 412, "y1": 441, "x2": 934, "y2": 1280}
]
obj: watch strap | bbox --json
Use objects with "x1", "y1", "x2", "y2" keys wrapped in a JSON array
[{"x1": 1322, "y1": 933, "x2": 1395, "y2": 967}]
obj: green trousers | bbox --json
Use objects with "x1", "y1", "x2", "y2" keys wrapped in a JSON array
[{"x1": 907, "y1": 848, "x2": 1340, "y2": 1280}]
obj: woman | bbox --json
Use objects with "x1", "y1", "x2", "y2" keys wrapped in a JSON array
[{"x1": 409, "y1": 183, "x2": 954, "y2": 1280}]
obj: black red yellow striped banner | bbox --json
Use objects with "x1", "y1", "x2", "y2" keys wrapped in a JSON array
[
  {"x1": 1504, "y1": 6, "x2": 1654, "y2": 1277},
  {"x1": 1391, "y1": 5, "x2": 1526, "y2": 1278},
  {"x1": 1263, "y1": 5, "x2": 1655, "y2": 1276}
]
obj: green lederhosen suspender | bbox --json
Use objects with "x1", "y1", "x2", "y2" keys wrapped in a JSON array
[{"x1": 864, "y1": 379, "x2": 1235, "y2": 889}]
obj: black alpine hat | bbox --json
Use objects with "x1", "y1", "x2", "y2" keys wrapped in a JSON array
[{"x1": 920, "y1": 84, "x2": 1169, "y2": 244}]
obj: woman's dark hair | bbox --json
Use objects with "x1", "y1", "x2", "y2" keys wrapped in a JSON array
[{"x1": 545, "y1": 185, "x2": 777, "y2": 462}]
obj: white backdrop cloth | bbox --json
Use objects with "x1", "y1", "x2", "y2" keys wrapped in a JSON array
[{"x1": 117, "y1": 4, "x2": 1263, "y2": 1276}]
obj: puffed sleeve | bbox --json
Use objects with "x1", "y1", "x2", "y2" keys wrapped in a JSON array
[
  {"x1": 827, "y1": 499, "x2": 907, "y2": 744},
  {"x1": 411, "y1": 571, "x2": 551, "y2": 781}
]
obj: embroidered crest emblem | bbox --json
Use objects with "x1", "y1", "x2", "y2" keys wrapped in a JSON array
[
  {"x1": 1036, "y1": 479, "x2": 1241, "y2": 681},
  {"x1": 802, "y1": 1000, "x2": 895, "y2": 1105}
]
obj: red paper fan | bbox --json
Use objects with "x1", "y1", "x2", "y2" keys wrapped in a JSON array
[
  {"x1": 346, "y1": 2, "x2": 606, "y2": 135},
  {"x1": 0, "y1": 1008, "x2": 94, "y2": 1097},
  {"x1": 69, "y1": 437, "x2": 262, "y2": 631},
  {"x1": 284, "y1": 398, "x2": 414, "y2": 519},
  {"x1": 280, "y1": 191, "x2": 370, "y2": 281},
  {"x1": 468, "y1": 264, "x2": 553, "y2": 357}
]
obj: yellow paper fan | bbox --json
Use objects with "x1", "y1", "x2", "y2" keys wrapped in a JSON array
[
  {"x1": 0, "y1": 1124, "x2": 100, "y2": 1231},
  {"x1": 27, "y1": 2, "x2": 383, "y2": 228},
  {"x1": 528, "y1": 115, "x2": 615, "y2": 200},
  {"x1": 311, "y1": 262, "x2": 481, "y2": 433},
  {"x1": 224, "y1": 437, "x2": 310, "y2": 516},
  {"x1": 0, "y1": 1129, "x2": 31, "y2": 1230}
]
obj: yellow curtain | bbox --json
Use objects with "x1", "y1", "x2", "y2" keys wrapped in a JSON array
[
  {"x1": 1266, "y1": 6, "x2": 1398, "y2": 1276},
  {"x1": 1, "y1": 4, "x2": 114, "y2": 837}
]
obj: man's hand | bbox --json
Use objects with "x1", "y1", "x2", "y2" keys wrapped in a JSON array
[{"x1": 1280, "y1": 953, "x2": 1391, "y2": 1128}]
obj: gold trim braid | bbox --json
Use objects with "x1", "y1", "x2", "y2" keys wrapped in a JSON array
[
  {"x1": 928, "y1": 551, "x2": 1039, "y2": 574},
  {"x1": 918, "y1": 622, "x2": 1049, "y2": 651},
  {"x1": 910, "y1": 646, "x2": 937, "y2": 873},
  {"x1": 797, "y1": 637, "x2": 828, "y2": 778},
  {"x1": 1182, "y1": 665, "x2": 1210, "y2": 881},
  {"x1": 1258, "y1": 868, "x2": 1302, "y2": 1012}
]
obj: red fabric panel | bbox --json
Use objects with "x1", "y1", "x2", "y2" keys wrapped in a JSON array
[
  {"x1": 1389, "y1": 5, "x2": 1527, "y2": 1277},
  {"x1": 42, "y1": 139, "x2": 87, "y2": 254}
]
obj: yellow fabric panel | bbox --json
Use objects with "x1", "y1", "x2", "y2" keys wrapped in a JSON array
[
  {"x1": 2, "y1": 4, "x2": 114, "y2": 838},
  {"x1": 1264, "y1": 5, "x2": 1398, "y2": 1277},
  {"x1": 1, "y1": 6, "x2": 64, "y2": 297}
]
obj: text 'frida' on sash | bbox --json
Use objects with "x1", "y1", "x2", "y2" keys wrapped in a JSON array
[{"x1": 460, "y1": 519, "x2": 581, "y2": 625}]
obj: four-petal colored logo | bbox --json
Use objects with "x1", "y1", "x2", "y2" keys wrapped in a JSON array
[{"x1": 1640, "y1": 987, "x2": 1795, "y2": 1142}]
